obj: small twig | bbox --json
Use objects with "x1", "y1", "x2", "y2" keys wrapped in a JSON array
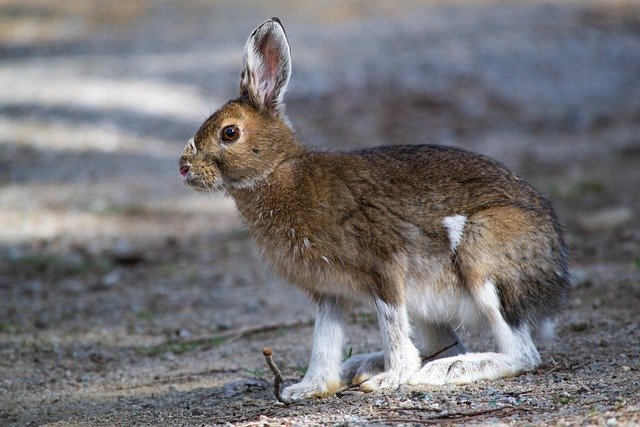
[
  {"x1": 544, "y1": 359, "x2": 591, "y2": 375},
  {"x1": 375, "y1": 417, "x2": 436, "y2": 424},
  {"x1": 422, "y1": 341, "x2": 459, "y2": 363},
  {"x1": 217, "y1": 319, "x2": 311, "y2": 341},
  {"x1": 545, "y1": 366, "x2": 559, "y2": 375},
  {"x1": 375, "y1": 405, "x2": 524, "y2": 424},
  {"x1": 262, "y1": 347, "x2": 292, "y2": 405},
  {"x1": 570, "y1": 360, "x2": 592, "y2": 371},
  {"x1": 577, "y1": 379, "x2": 593, "y2": 392},
  {"x1": 159, "y1": 320, "x2": 311, "y2": 348}
]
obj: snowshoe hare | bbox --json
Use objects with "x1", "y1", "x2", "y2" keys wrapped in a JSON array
[{"x1": 179, "y1": 18, "x2": 569, "y2": 400}]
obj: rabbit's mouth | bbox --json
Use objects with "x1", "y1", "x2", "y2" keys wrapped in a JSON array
[
  {"x1": 181, "y1": 170, "x2": 221, "y2": 192},
  {"x1": 184, "y1": 175, "x2": 223, "y2": 192},
  {"x1": 180, "y1": 162, "x2": 224, "y2": 192}
]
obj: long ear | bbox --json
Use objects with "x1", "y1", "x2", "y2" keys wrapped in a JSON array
[{"x1": 239, "y1": 18, "x2": 291, "y2": 117}]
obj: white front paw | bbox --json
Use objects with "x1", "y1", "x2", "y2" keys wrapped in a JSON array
[
  {"x1": 359, "y1": 370, "x2": 403, "y2": 392},
  {"x1": 281, "y1": 377, "x2": 341, "y2": 401},
  {"x1": 359, "y1": 358, "x2": 420, "y2": 392},
  {"x1": 341, "y1": 351, "x2": 385, "y2": 385}
]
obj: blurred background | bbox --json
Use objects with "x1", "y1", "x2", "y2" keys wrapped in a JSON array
[{"x1": 1, "y1": 0, "x2": 639, "y2": 424}]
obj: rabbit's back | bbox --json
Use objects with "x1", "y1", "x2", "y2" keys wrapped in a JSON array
[{"x1": 353, "y1": 144, "x2": 549, "y2": 215}]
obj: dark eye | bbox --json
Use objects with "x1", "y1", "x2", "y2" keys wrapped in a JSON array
[{"x1": 221, "y1": 125, "x2": 240, "y2": 142}]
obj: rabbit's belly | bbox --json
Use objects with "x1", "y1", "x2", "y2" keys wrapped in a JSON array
[
  {"x1": 404, "y1": 257, "x2": 482, "y2": 328},
  {"x1": 406, "y1": 284, "x2": 481, "y2": 327}
]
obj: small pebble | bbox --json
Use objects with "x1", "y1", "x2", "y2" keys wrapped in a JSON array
[
  {"x1": 162, "y1": 352, "x2": 176, "y2": 362},
  {"x1": 111, "y1": 239, "x2": 144, "y2": 264},
  {"x1": 176, "y1": 328, "x2": 192, "y2": 338},
  {"x1": 101, "y1": 270, "x2": 122, "y2": 288}
]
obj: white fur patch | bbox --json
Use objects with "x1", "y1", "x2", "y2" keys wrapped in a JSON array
[
  {"x1": 187, "y1": 138, "x2": 196, "y2": 154},
  {"x1": 230, "y1": 178, "x2": 260, "y2": 190},
  {"x1": 404, "y1": 254, "x2": 481, "y2": 330},
  {"x1": 442, "y1": 215, "x2": 467, "y2": 251},
  {"x1": 281, "y1": 299, "x2": 345, "y2": 400}
]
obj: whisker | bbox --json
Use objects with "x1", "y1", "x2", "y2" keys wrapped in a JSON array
[
  {"x1": 187, "y1": 103, "x2": 207, "y2": 120},
  {"x1": 210, "y1": 188, "x2": 226, "y2": 218}
]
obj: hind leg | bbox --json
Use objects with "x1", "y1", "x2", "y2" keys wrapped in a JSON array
[
  {"x1": 408, "y1": 280, "x2": 540, "y2": 385},
  {"x1": 341, "y1": 322, "x2": 466, "y2": 386}
]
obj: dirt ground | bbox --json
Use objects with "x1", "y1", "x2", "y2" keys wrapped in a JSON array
[{"x1": 1, "y1": 0, "x2": 639, "y2": 425}]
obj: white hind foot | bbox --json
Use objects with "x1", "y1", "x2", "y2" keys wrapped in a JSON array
[
  {"x1": 408, "y1": 323, "x2": 540, "y2": 386},
  {"x1": 410, "y1": 280, "x2": 541, "y2": 386},
  {"x1": 341, "y1": 351, "x2": 385, "y2": 386},
  {"x1": 408, "y1": 351, "x2": 533, "y2": 385}
]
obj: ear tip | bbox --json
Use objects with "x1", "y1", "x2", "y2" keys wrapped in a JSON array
[
  {"x1": 252, "y1": 17, "x2": 286, "y2": 37},
  {"x1": 269, "y1": 17, "x2": 286, "y2": 35}
]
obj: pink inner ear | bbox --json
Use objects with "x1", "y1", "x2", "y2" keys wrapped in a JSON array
[
  {"x1": 263, "y1": 38, "x2": 280, "y2": 81},
  {"x1": 255, "y1": 32, "x2": 282, "y2": 105}
]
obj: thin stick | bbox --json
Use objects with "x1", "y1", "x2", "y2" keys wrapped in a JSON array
[
  {"x1": 545, "y1": 366, "x2": 559, "y2": 375},
  {"x1": 216, "y1": 319, "x2": 311, "y2": 341},
  {"x1": 422, "y1": 341, "x2": 459, "y2": 362},
  {"x1": 262, "y1": 347, "x2": 292, "y2": 405},
  {"x1": 164, "y1": 320, "x2": 311, "y2": 347},
  {"x1": 578, "y1": 379, "x2": 593, "y2": 392},
  {"x1": 375, "y1": 405, "x2": 523, "y2": 424},
  {"x1": 570, "y1": 360, "x2": 592, "y2": 371}
]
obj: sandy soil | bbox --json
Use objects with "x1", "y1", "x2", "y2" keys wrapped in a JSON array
[{"x1": 1, "y1": 0, "x2": 639, "y2": 425}]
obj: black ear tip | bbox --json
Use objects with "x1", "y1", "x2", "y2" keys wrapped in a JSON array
[{"x1": 267, "y1": 17, "x2": 287, "y2": 38}]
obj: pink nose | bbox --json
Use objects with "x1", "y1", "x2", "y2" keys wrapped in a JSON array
[{"x1": 179, "y1": 165, "x2": 190, "y2": 177}]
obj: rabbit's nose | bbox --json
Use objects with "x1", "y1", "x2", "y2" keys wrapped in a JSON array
[{"x1": 179, "y1": 165, "x2": 190, "y2": 177}]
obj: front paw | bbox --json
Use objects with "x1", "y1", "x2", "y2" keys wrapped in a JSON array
[
  {"x1": 341, "y1": 351, "x2": 385, "y2": 386},
  {"x1": 281, "y1": 378, "x2": 341, "y2": 401},
  {"x1": 359, "y1": 370, "x2": 407, "y2": 392},
  {"x1": 358, "y1": 357, "x2": 421, "y2": 392}
]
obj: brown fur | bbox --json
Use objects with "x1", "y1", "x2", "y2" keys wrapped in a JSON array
[
  {"x1": 182, "y1": 112, "x2": 569, "y2": 319},
  {"x1": 179, "y1": 17, "x2": 570, "y2": 397}
]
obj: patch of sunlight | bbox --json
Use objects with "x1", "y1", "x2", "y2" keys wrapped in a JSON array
[
  {"x1": 0, "y1": 117, "x2": 176, "y2": 156},
  {"x1": 0, "y1": 182, "x2": 239, "y2": 244},
  {"x1": 0, "y1": 75, "x2": 215, "y2": 122}
]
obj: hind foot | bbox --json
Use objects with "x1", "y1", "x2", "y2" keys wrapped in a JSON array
[{"x1": 408, "y1": 352, "x2": 531, "y2": 385}]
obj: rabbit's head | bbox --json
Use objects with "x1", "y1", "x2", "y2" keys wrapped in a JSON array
[{"x1": 179, "y1": 18, "x2": 300, "y2": 191}]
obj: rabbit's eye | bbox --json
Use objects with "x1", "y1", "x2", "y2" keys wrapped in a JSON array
[{"x1": 221, "y1": 125, "x2": 240, "y2": 142}]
